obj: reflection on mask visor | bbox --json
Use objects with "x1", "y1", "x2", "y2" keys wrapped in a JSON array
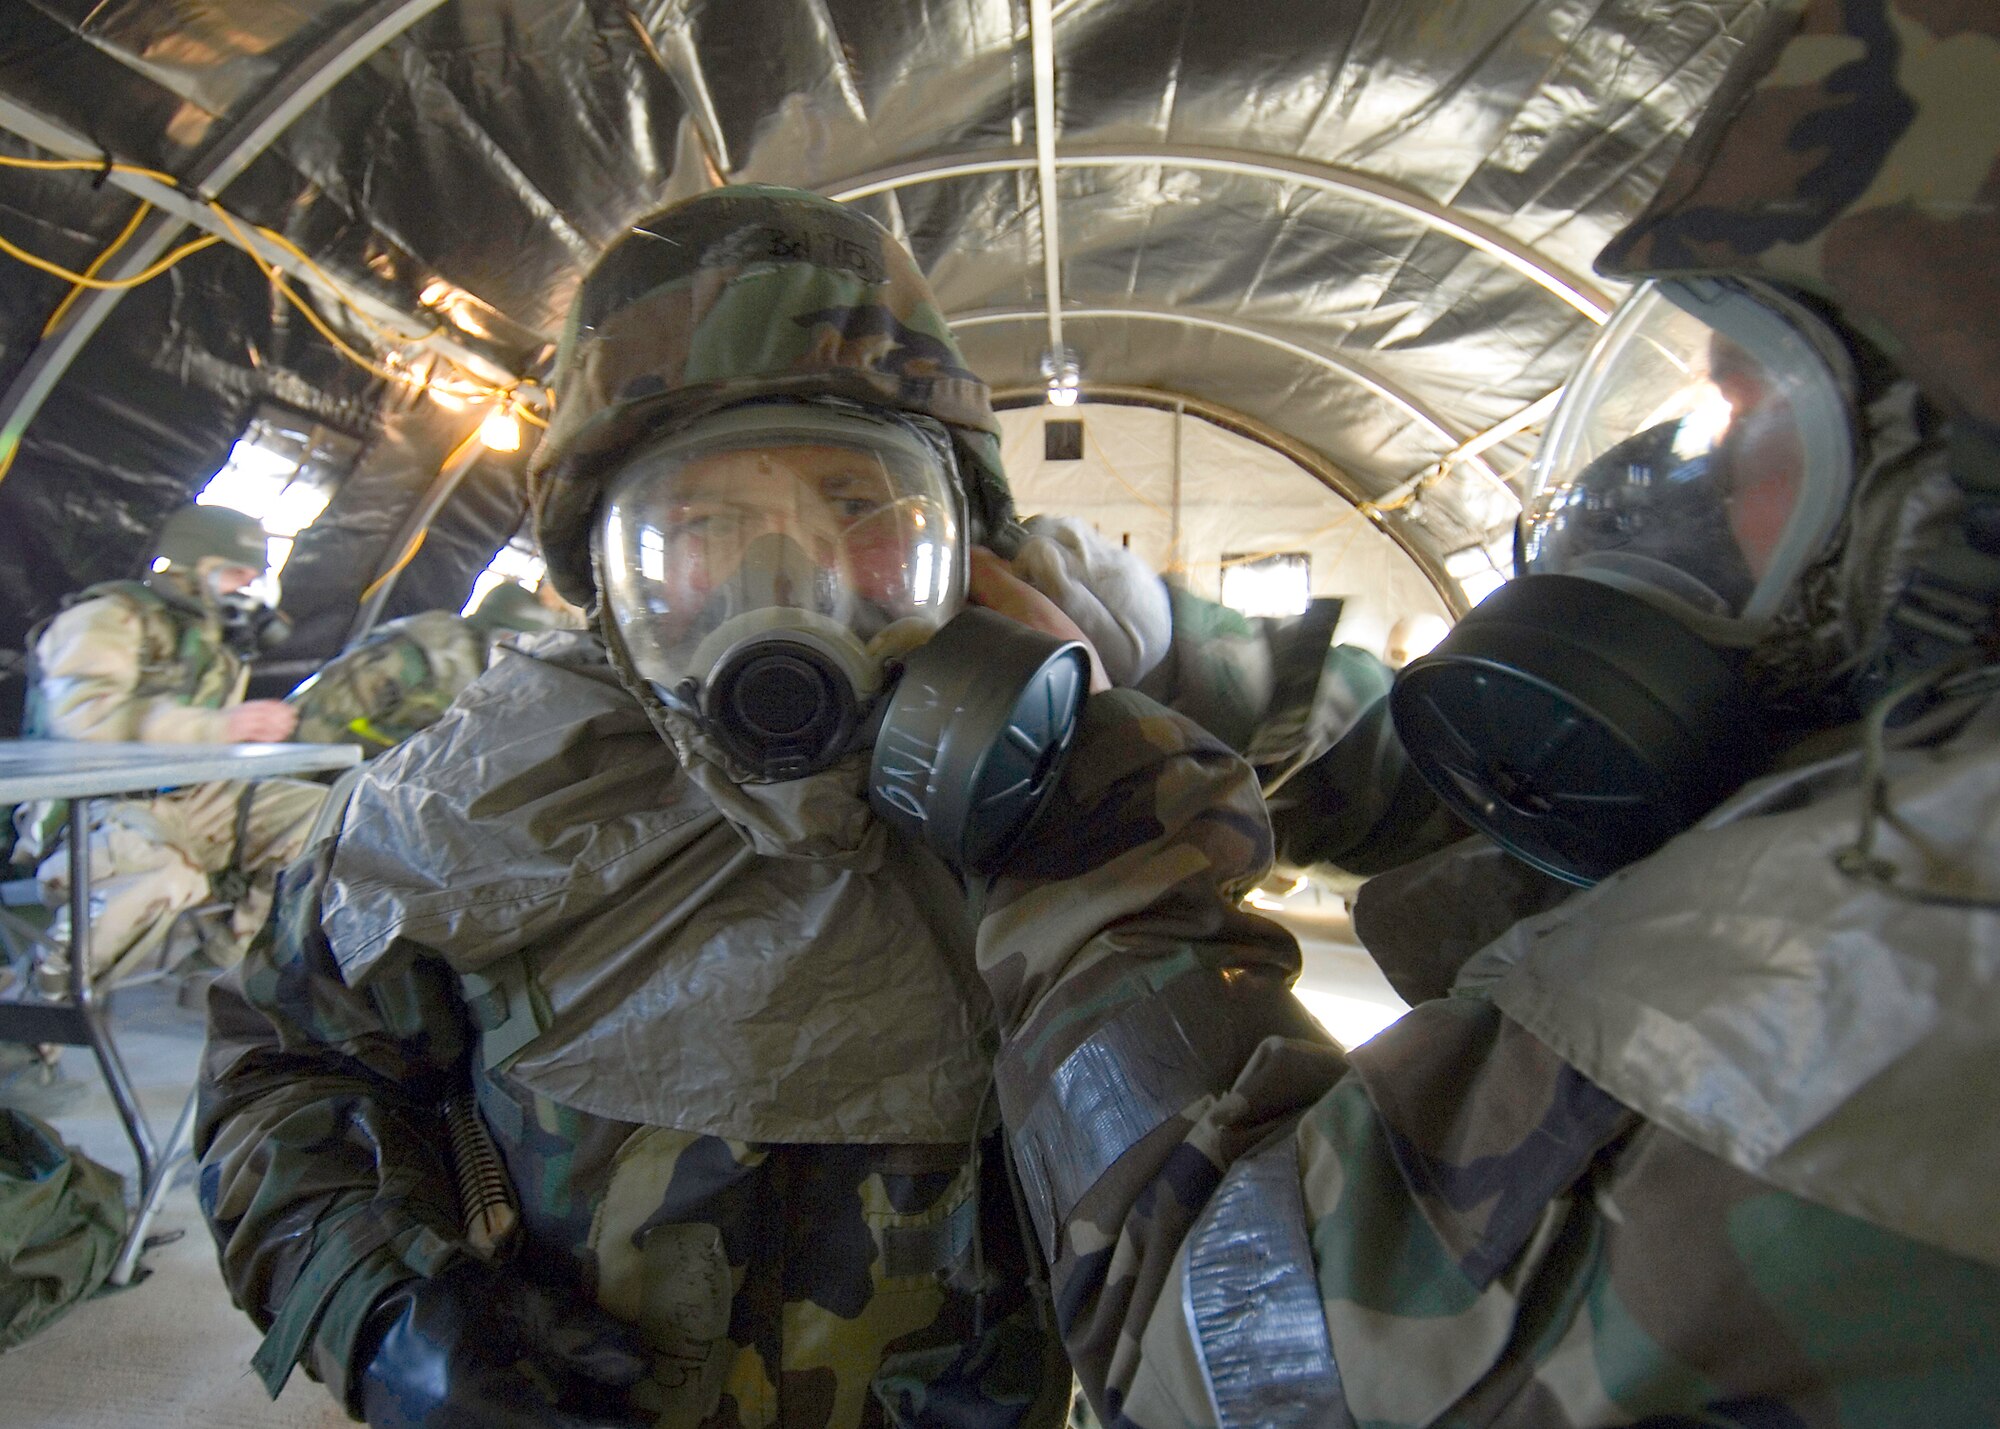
[
  {"x1": 1523, "y1": 281, "x2": 1849, "y2": 627},
  {"x1": 598, "y1": 410, "x2": 965, "y2": 700}
]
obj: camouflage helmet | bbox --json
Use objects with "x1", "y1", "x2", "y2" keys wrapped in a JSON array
[
  {"x1": 1597, "y1": 0, "x2": 2000, "y2": 430},
  {"x1": 150, "y1": 505, "x2": 269, "y2": 574},
  {"x1": 467, "y1": 579, "x2": 564, "y2": 636},
  {"x1": 529, "y1": 184, "x2": 1012, "y2": 606}
]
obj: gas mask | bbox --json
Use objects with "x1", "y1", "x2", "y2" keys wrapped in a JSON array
[
  {"x1": 1392, "y1": 278, "x2": 1870, "y2": 886},
  {"x1": 219, "y1": 590, "x2": 292, "y2": 657},
  {"x1": 597, "y1": 402, "x2": 1090, "y2": 871}
]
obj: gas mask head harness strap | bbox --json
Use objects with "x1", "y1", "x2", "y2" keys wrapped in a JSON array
[
  {"x1": 595, "y1": 397, "x2": 1090, "y2": 872},
  {"x1": 1393, "y1": 278, "x2": 2000, "y2": 887}
]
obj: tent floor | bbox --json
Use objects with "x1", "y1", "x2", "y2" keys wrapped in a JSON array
[{"x1": 0, "y1": 977, "x2": 348, "y2": 1428}]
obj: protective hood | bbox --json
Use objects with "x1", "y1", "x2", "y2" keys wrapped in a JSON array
[
  {"x1": 1455, "y1": 691, "x2": 2000, "y2": 1270},
  {"x1": 530, "y1": 185, "x2": 1011, "y2": 608},
  {"x1": 320, "y1": 630, "x2": 994, "y2": 1143},
  {"x1": 1598, "y1": 0, "x2": 2000, "y2": 433}
]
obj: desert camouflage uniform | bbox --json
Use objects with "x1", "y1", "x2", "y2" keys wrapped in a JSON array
[
  {"x1": 287, "y1": 609, "x2": 493, "y2": 755},
  {"x1": 16, "y1": 579, "x2": 325, "y2": 981},
  {"x1": 972, "y1": 4, "x2": 2000, "y2": 1426}
]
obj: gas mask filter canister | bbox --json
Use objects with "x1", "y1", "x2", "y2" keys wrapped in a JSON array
[{"x1": 1392, "y1": 280, "x2": 1859, "y2": 886}]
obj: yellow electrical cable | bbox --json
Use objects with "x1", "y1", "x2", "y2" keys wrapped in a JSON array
[
  {"x1": 0, "y1": 225, "x2": 219, "y2": 290},
  {"x1": 354, "y1": 423, "x2": 486, "y2": 601},
  {"x1": 357, "y1": 529, "x2": 428, "y2": 602},
  {"x1": 0, "y1": 148, "x2": 552, "y2": 440},
  {"x1": 0, "y1": 153, "x2": 181, "y2": 186},
  {"x1": 43, "y1": 201, "x2": 152, "y2": 335},
  {"x1": 247, "y1": 219, "x2": 445, "y2": 351},
  {"x1": 204, "y1": 200, "x2": 418, "y2": 390}
]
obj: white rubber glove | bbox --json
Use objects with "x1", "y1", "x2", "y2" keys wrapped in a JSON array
[{"x1": 1010, "y1": 515, "x2": 1172, "y2": 688}]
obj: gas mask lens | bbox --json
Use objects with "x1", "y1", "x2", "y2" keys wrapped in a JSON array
[
  {"x1": 1523, "y1": 280, "x2": 1855, "y2": 633},
  {"x1": 598, "y1": 403, "x2": 966, "y2": 775}
]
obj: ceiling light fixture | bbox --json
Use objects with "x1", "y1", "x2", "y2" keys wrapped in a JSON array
[
  {"x1": 1040, "y1": 346, "x2": 1080, "y2": 407},
  {"x1": 479, "y1": 404, "x2": 522, "y2": 452}
]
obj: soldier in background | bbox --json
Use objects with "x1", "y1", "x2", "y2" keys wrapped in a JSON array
[
  {"x1": 14, "y1": 505, "x2": 326, "y2": 985},
  {"x1": 287, "y1": 580, "x2": 573, "y2": 756},
  {"x1": 1011, "y1": 513, "x2": 1463, "y2": 880}
]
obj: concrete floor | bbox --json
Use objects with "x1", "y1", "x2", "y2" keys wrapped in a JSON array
[{"x1": 0, "y1": 977, "x2": 350, "y2": 1428}]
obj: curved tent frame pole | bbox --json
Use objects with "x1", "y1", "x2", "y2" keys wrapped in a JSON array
[
  {"x1": 0, "y1": 0, "x2": 453, "y2": 474},
  {"x1": 950, "y1": 305, "x2": 1515, "y2": 501},
  {"x1": 990, "y1": 382, "x2": 1469, "y2": 615},
  {"x1": 345, "y1": 426, "x2": 490, "y2": 644},
  {"x1": 1028, "y1": 0, "x2": 1066, "y2": 367},
  {"x1": 824, "y1": 143, "x2": 1614, "y2": 322}
]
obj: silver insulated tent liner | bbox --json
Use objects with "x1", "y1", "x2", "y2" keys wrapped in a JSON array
[{"x1": 0, "y1": 0, "x2": 1773, "y2": 690}]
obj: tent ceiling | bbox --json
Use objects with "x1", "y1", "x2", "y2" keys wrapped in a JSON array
[{"x1": 0, "y1": 0, "x2": 1772, "y2": 658}]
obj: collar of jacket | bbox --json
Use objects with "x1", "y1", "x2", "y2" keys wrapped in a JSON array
[{"x1": 321, "y1": 631, "x2": 994, "y2": 1144}]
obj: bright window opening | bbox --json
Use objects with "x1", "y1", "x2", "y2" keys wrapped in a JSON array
[
  {"x1": 195, "y1": 406, "x2": 357, "y2": 602},
  {"x1": 465, "y1": 538, "x2": 548, "y2": 615},
  {"x1": 1446, "y1": 538, "x2": 1513, "y2": 606},
  {"x1": 1220, "y1": 552, "x2": 1311, "y2": 618}
]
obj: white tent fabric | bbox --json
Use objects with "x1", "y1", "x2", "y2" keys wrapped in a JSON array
[{"x1": 998, "y1": 402, "x2": 1454, "y2": 657}]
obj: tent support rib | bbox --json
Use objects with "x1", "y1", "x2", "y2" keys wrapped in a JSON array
[
  {"x1": 1029, "y1": 0, "x2": 1066, "y2": 362},
  {"x1": 950, "y1": 304, "x2": 1513, "y2": 499},
  {"x1": 990, "y1": 382, "x2": 1468, "y2": 614},
  {"x1": 824, "y1": 143, "x2": 1613, "y2": 322},
  {"x1": 0, "y1": 0, "x2": 453, "y2": 466}
]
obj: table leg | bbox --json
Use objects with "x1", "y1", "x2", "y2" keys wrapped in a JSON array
[
  {"x1": 108, "y1": 1082, "x2": 198, "y2": 1287},
  {"x1": 67, "y1": 797, "x2": 161, "y2": 1269}
]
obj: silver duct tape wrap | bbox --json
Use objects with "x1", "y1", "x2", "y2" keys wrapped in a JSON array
[
  {"x1": 1007, "y1": 972, "x2": 1317, "y2": 1261},
  {"x1": 1184, "y1": 1133, "x2": 1353, "y2": 1429},
  {"x1": 879, "y1": 1194, "x2": 978, "y2": 1281}
]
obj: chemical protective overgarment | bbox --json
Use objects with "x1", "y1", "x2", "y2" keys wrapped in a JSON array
[
  {"x1": 966, "y1": 4, "x2": 2000, "y2": 1422},
  {"x1": 196, "y1": 629, "x2": 1322, "y2": 1428}
]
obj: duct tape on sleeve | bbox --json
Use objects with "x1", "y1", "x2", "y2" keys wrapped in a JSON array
[
  {"x1": 1184, "y1": 1131, "x2": 1354, "y2": 1429},
  {"x1": 1006, "y1": 970, "x2": 1318, "y2": 1261}
]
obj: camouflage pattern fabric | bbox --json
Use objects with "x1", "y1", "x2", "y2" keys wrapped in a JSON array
[
  {"x1": 1598, "y1": 0, "x2": 2000, "y2": 428},
  {"x1": 200, "y1": 856, "x2": 1069, "y2": 1426},
  {"x1": 196, "y1": 657, "x2": 1266, "y2": 1426},
  {"x1": 530, "y1": 186, "x2": 1011, "y2": 607},
  {"x1": 971, "y1": 695, "x2": 2000, "y2": 1427},
  {"x1": 287, "y1": 610, "x2": 491, "y2": 754},
  {"x1": 1136, "y1": 585, "x2": 1458, "y2": 877},
  {"x1": 0, "y1": 1109, "x2": 126, "y2": 1350},
  {"x1": 35, "y1": 775, "x2": 324, "y2": 981},
  {"x1": 15, "y1": 579, "x2": 244, "y2": 859},
  {"x1": 1137, "y1": 587, "x2": 1396, "y2": 780},
  {"x1": 21, "y1": 580, "x2": 241, "y2": 745}
]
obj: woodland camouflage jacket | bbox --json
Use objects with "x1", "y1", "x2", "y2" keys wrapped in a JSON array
[
  {"x1": 286, "y1": 610, "x2": 491, "y2": 755},
  {"x1": 981, "y1": 1, "x2": 2000, "y2": 1421}
]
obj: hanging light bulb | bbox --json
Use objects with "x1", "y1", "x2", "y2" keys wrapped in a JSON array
[
  {"x1": 479, "y1": 403, "x2": 522, "y2": 453},
  {"x1": 1040, "y1": 347, "x2": 1081, "y2": 407}
]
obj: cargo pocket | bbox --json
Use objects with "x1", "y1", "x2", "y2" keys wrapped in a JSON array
[
  {"x1": 863, "y1": 1150, "x2": 978, "y2": 1295},
  {"x1": 591, "y1": 1127, "x2": 757, "y2": 1429}
]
